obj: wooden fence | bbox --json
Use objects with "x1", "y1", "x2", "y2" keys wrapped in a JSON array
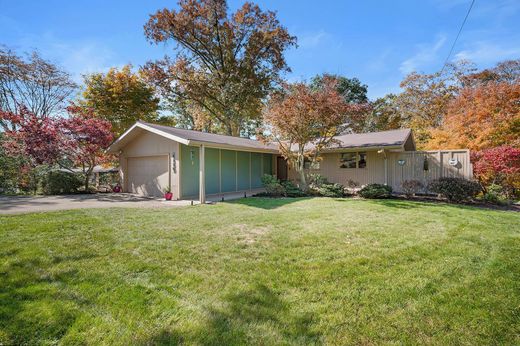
[{"x1": 387, "y1": 150, "x2": 473, "y2": 193}]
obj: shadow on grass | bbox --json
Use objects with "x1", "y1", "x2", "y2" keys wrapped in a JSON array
[
  {"x1": 0, "y1": 253, "x2": 97, "y2": 344},
  {"x1": 228, "y1": 197, "x2": 311, "y2": 210},
  {"x1": 145, "y1": 284, "x2": 321, "y2": 345}
]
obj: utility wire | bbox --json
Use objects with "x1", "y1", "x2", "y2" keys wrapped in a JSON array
[{"x1": 440, "y1": 0, "x2": 476, "y2": 74}]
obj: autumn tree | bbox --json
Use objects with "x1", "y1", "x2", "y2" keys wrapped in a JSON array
[
  {"x1": 396, "y1": 61, "x2": 475, "y2": 147},
  {"x1": 428, "y1": 81, "x2": 520, "y2": 151},
  {"x1": 142, "y1": 0, "x2": 296, "y2": 136},
  {"x1": 262, "y1": 79, "x2": 363, "y2": 190},
  {"x1": 310, "y1": 74, "x2": 371, "y2": 132},
  {"x1": 364, "y1": 94, "x2": 403, "y2": 132},
  {"x1": 1, "y1": 105, "x2": 114, "y2": 191},
  {"x1": 471, "y1": 146, "x2": 520, "y2": 198},
  {"x1": 60, "y1": 105, "x2": 114, "y2": 190},
  {"x1": 80, "y1": 64, "x2": 163, "y2": 136},
  {"x1": 0, "y1": 46, "x2": 76, "y2": 130}
]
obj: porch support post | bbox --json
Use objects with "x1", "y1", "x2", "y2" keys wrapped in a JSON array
[
  {"x1": 383, "y1": 150, "x2": 388, "y2": 185},
  {"x1": 199, "y1": 145, "x2": 206, "y2": 204}
]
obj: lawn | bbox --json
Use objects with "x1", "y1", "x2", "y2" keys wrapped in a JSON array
[{"x1": 0, "y1": 198, "x2": 519, "y2": 345}]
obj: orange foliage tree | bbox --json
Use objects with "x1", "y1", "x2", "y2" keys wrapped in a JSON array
[
  {"x1": 428, "y1": 81, "x2": 520, "y2": 151},
  {"x1": 262, "y1": 78, "x2": 364, "y2": 190}
]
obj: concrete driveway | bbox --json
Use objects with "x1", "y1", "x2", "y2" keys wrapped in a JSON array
[{"x1": 0, "y1": 193, "x2": 194, "y2": 215}]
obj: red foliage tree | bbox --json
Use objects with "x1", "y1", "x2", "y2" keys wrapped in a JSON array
[
  {"x1": 1, "y1": 105, "x2": 114, "y2": 191},
  {"x1": 60, "y1": 105, "x2": 114, "y2": 190},
  {"x1": 0, "y1": 107, "x2": 62, "y2": 165},
  {"x1": 471, "y1": 146, "x2": 520, "y2": 197}
]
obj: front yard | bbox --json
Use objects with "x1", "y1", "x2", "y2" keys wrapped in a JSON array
[{"x1": 0, "y1": 198, "x2": 519, "y2": 345}]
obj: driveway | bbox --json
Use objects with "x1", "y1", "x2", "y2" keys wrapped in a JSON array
[{"x1": 0, "y1": 193, "x2": 194, "y2": 215}]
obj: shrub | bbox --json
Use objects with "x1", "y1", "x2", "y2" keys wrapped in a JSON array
[
  {"x1": 482, "y1": 184, "x2": 511, "y2": 205},
  {"x1": 261, "y1": 174, "x2": 286, "y2": 197},
  {"x1": 41, "y1": 170, "x2": 83, "y2": 195},
  {"x1": 308, "y1": 173, "x2": 328, "y2": 189},
  {"x1": 281, "y1": 180, "x2": 306, "y2": 197},
  {"x1": 359, "y1": 183, "x2": 392, "y2": 199},
  {"x1": 315, "y1": 183, "x2": 344, "y2": 197},
  {"x1": 401, "y1": 180, "x2": 423, "y2": 197},
  {"x1": 471, "y1": 146, "x2": 520, "y2": 199},
  {"x1": 427, "y1": 177, "x2": 481, "y2": 202}
]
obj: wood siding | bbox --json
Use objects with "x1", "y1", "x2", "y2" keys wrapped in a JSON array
[
  {"x1": 120, "y1": 131, "x2": 180, "y2": 198},
  {"x1": 288, "y1": 149, "x2": 472, "y2": 193}
]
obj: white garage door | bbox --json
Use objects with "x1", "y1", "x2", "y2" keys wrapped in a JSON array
[{"x1": 127, "y1": 156, "x2": 169, "y2": 197}]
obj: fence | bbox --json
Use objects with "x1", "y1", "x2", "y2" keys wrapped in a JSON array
[{"x1": 387, "y1": 150, "x2": 473, "y2": 193}]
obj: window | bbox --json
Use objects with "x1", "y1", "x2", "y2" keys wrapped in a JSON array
[
  {"x1": 340, "y1": 152, "x2": 366, "y2": 169},
  {"x1": 304, "y1": 158, "x2": 320, "y2": 169}
]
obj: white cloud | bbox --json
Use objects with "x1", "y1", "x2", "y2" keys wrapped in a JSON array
[
  {"x1": 13, "y1": 31, "x2": 121, "y2": 83},
  {"x1": 298, "y1": 30, "x2": 328, "y2": 49},
  {"x1": 454, "y1": 41, "x2": 520, "y2": 64},
  {"x1": 399, "y1": 35, "x2": 447, "y2": 74}
]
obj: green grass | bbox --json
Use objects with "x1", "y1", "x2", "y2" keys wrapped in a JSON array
[{"x1": 1, "y1": 198, "x2": 519, "y2": 345}]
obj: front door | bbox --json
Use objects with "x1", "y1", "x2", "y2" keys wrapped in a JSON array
[{"x1": 276, "y1": 156, "x2": 288, "y2": 181}]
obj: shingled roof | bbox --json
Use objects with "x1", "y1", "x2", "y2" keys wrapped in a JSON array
[
  {"x1": 329, "y1": 129, "x2": 413, "y2": 150},
  {"x1": 108, "y1": 121, "x2": 414, "y2": 153}
]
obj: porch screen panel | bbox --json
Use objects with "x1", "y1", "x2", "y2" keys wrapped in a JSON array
[
  {"x1": 204, "y1": 148, "x2": 220, "y2": 194},
  {"x1": 263, "y1": 154, "x2": 273, "y2": 175},
  {"x1": 220, "y1": 149, "x2": 237, "y2": 192},
  {"x1": 237, "y1": 151, "x2": 250, "y2": 190},
  {"x1": 180, "y1": 144, "x2": 199, "y2": 197},
  {"x1": 251, "y1": 153, "x2": 263, "y2": 188}
]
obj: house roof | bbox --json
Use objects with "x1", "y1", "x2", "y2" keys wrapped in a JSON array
[
  {"x1": 107, "y1": 121, "x2": 279, "y2": 153},
  {"x1": 328, "y1": 128, "x2": 413, "y2": 150},
  {"x1": 107, "y1": 121, "x2": 414, "y2": 154}
]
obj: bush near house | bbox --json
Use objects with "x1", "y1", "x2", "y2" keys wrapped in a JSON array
[
  {"x1": 261, "y1": 174, "x2": 287, "y2": 197},
  {"x1": 401, "y1": 179, "x2": 424, "y2": 197},
  {"x1": 281, "y1": 180, "x2": 306, "y2": 197},
  {"x1": 359, "y1": 183, "x2": 392, "y2": 199},
  {"x1": 427, "y1": 177, "x2": 481, "y2": 202},
  {"x1": 41, "y1": 171, "x2": 84, "y2": 195},
  {"x1": 471, "y1": 146, "x2": 520, "y2": 199},
  {"x1": 308, "y1": 174, "x2": 345, "y2": 197}
]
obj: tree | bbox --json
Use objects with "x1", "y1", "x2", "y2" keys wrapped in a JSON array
[
  {"x1": 462, "y1": 59, "x2": 520, "y2": 87},
  {"x1": 262, "y1": 78, "x2": 362, "y2": 190},
  {"x1": 60, "y1": 105, "x2": 114, "y2": 190},
  {"x1": 1, "y1": 107, "x2": 62, "y2": 165},
  {"x1": 0, "y1": 46, "x2": 76, "y2": 130},
  {"x1": 364, "y1": 94, "x2": 403, "y2": 132},
  {"x1": 80, "y1": 65, "x2": 163, "y2": 136},
  {"x1": 309, "y1": 74, "x2": 371, "y2": 132},
  {"x1": 395, "y1": 61, "x2": 475, "y2": 148},
  {"x1": 310, "y1": 74, "x2": 368, "y2": 103},
  {"x1": 1, "y1": 105, "x2": 114, "y2": 191},
  {"x1": 428, "y1": 81, "x2": 520, "y2": 151},
  {"x1": 142, "y1": 0, "x2": 296, "y2": 136},
  {"x1": 471, "y1": 146, "x2": 520, "y2": 198}
]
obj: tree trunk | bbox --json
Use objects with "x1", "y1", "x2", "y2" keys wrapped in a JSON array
[{"x1": 297, "y1": 149, "x2": 308, "y2": 191}]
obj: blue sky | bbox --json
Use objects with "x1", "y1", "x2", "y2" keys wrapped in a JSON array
[{"x1": 1, "y1": 0, "x2": 519, "y2": 99}]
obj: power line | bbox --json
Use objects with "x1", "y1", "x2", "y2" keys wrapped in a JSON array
[{"x1": 440, "y1": 0, "x2": 476, "y2": 74}]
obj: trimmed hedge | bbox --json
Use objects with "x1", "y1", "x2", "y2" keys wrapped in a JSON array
[
  {"x1": 427, "y1": 177, "x2": 481, "y2": 202},
  {"x1": 359, "y1": 183, "x2": 392, "y2": 199},
  {"x1": 41, "y1": 171, "x2": 83, "y2": 195}
]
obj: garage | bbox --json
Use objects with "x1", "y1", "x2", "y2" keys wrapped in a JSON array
[{"x1": 127, "y1": 156, "x2": 169, "y2": 197}]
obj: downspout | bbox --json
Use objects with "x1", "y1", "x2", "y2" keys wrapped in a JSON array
[{"x1": 378, "y1": 148, "x2": 388, "y2": 185}]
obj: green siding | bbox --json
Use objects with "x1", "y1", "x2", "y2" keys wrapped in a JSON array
[
  {"x1": 237, "y1": 151, "x2": 250, "y2": 190},
  {"x1": 263, "y1": 154, "x2": 273, "y2": 175},
  {"x1": 221, "y1": 150, "x2": 236, "y2": 193},
  {"x1": 180, "y1": 145, "x2": 199, "y2": 197},
  {"x1": 251, "y1": 153, "x2": 263, "y2": 188},
  {"x1": 205, "y1": 148, "x2": 220, "y2": 194}
]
